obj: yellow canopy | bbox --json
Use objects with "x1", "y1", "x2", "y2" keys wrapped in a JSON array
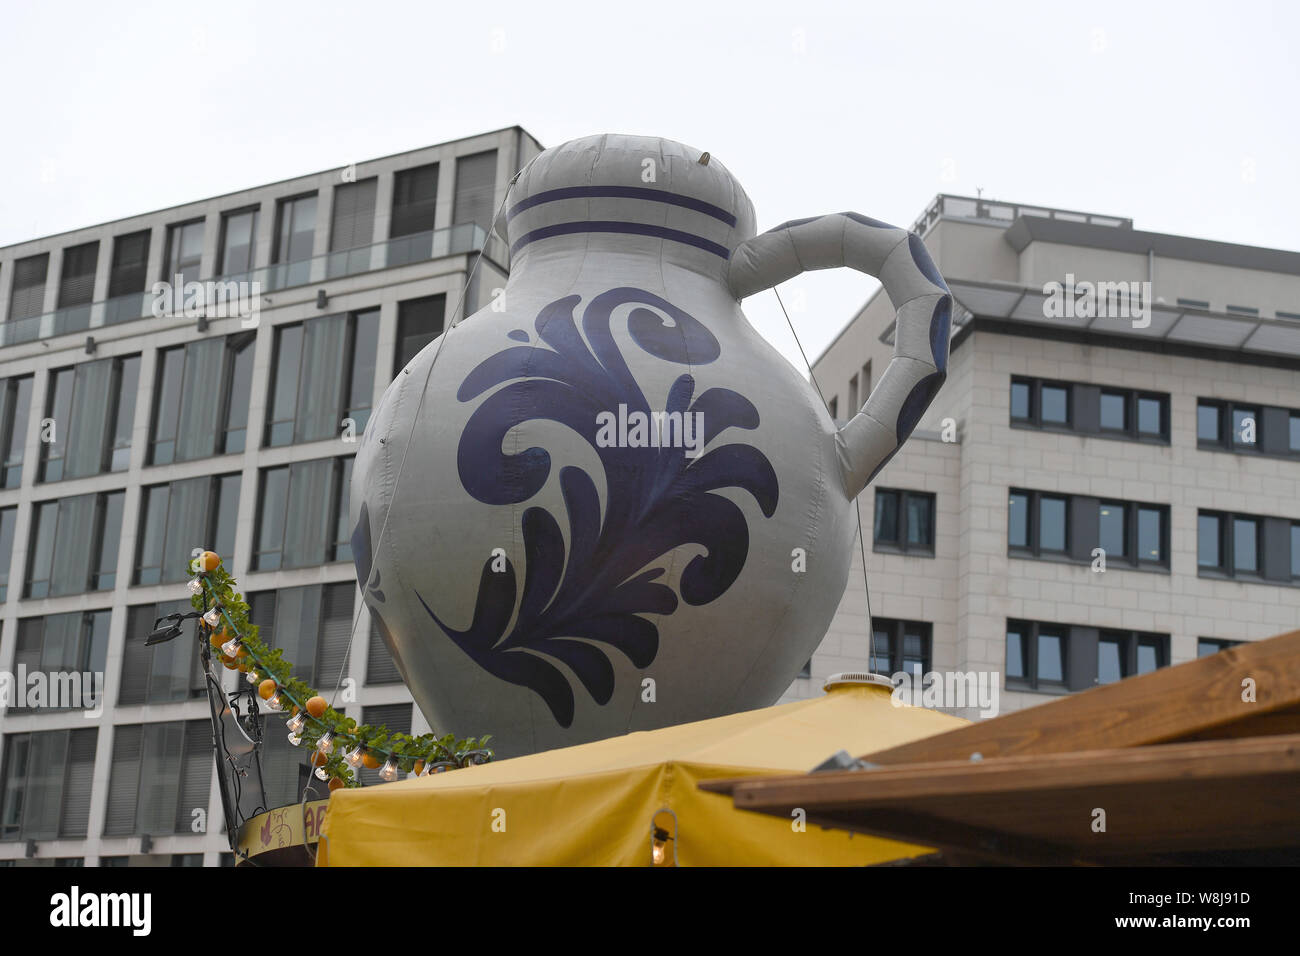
[{"x1": 318, "y1": 681, "x2": 966, "y2": 866}]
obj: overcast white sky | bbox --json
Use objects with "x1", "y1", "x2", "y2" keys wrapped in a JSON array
[{"x1": 2, "y1": 0, "x2": 1296, "y2": 369}]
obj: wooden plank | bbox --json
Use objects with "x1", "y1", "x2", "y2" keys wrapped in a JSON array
[
  {"x1": 862, "y1": 628, "x2": 1300, "y2": 765},
  {"x1": 726, "y1": 733, "x2": 1300, "y2": 861}
]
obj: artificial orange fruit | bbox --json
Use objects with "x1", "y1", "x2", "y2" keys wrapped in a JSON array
[
  {"x1": 328, "y1": 777, "x2": 345, "y2": 792},
  {"x1": 219, "y1": 655, "x2": 238, "y2": 669},
  {"x1": 197, "y1": 551, "x2": 221, "y2": 572},
  {"x1": 413, "y1": 760, "x2": 425, "y2": 776},
  {"x1": 258, "y1": 679, "x2": 277, "y2": 700},
  {"x1": 361, "y1": 751, "x2": 381, "y2": 769},
  {"x1": 310, "y1": 750, "x2": 329, "y2": 768},
  {"x1": 306, "y1": 696, "x2": 327, "y2": 719}
]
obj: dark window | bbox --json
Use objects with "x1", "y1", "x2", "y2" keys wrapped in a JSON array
[
  {"x1": 1007, "y1": 492, "x2": 1029, "y2": 548},
  {"x1": 391, "y1": 163, "x2": 439, "y2": 238},
  {"x1": 40, "y1": 354, "x2": 141, "y2": 481},
  {"x1": 108, "y1": 230, "x2": 151, "y2": 298},
  {"x1": 1009, "y1": 377, "x2": 1072, "y2": 428},
  {"x1": 254, "y1": 457, "x2": 353, "y2": 570},
  {"x1": 828, "y1": 397, "x2": 838, "y2": 420},
  {"x1": 0, "y1": 375, "x2": 33, "y2": 488},
  {"x1": 149, "y1": 333, "x2": 255, "y2": 464},
  {"x1": 1136, "y1": 395, "x2": 1164, "y2": 436},
  {"x1": 120, "y1": 601, "x2": 207, "y2": 705},
  {"x1": 0, "y1": 507, "x2": 16, "y2": 601},
  {"x1": 1040, "y1": 385, "x2": 1069, "y2": 425},
  {"x1": 1096, "y1": 500, "x2": 1167, "y2": 567},
  {"x1": 848, "y1": 374, "x2": 859, "y2": 414},
  {"x1": 330, "y1": 178, "x2": 378, "y2": 253},
  {"x1": 248, "y1": 582, "x2": 353, "y2": 689},
  {"x1": 218, "y1": 207, "x2": 259, "y2": 276},
  {"x1": 9, "y1": 611, "x2": 110, "y2": 714},
  {"x1": 25, "y1": 491, "x2": 125, "y2": 598},
  {"x1": 1290, "y1": 414, "x2": 1300, "y2": 453},
  {"x1": 1005, "y1": 620, "x2": 1068, "y2": 690},
  {"x1": 1292, "y1": 523, "x2": 1300, "y2": 579},
  {"x1": 273, "y1": 194, "x2": 317, "y2": 264},
  {"x1": 1009, "y1": 380, "x2": 1031, "y2": 421},
  {"x1": 1198, "y1": 510, "x2": 1263, "y2": 578},
  {"x1": 873, "y1": 489, "x2": 935, "y2": 554},
  {"x1": 452, "y1": 151, "x2": 497, "y2": 234},
  {"x1": 163, "y1": 220, "x2": 204, "y2": 287},
  {"x1": 1177, "y1": 297, "x2": 1210, "y2": 309},
  {"x1": 1196, "y1": 398, "x2": 1295, "y2": 455},
  {"x1": 58, "y1": 241, "x2": 99, "y2": 309},
  {"x1": 8, "y1": 254, "x2": 49, "y2": 322},
  {"x1": 1097, "y1": 631, "x2": 1168, "y2": 683},
  {"x1": 870, "y1": 618, "x2": 932, "y2": 678},
  {"x1": 1098, "y1": 501, "x2": 1126, "y2": 559},
  {"x1": 1039, "y1": 496, "x2": 1067, "y2": 551},
  {"x1": 103, "y1": 721, "x2": 211, "y2": 837},
  {"x1": 394, "y1": 295, "x2": 445, "y2": 377},
  {"x1": 134, "y1": 474, "x2": 240, "y2": 585},
  {"x1": 266, "y1": 312, "x2": 379, "y2": 446},
  {"x1": 360, "y1": 704, "x2": 413, "y2": 786},
  {"x1": 0, "y1": 728, "x2": 97, "y2": 840},
  {"x1": 1136, "y1": 505, "x2": 1165, "y2": 564},
  {"x1": 1099, "y1": 391, "x2": 1127, "y2": 431},
  {"x1": 1232, "y1": 406, "x2": 1258, "y2": 449},
  {"x1": 1198, "y1": 638, "x2": 1241, "y2": 657},
  {"x1": 1008, "y1": 490, "x2": 1069, "y2": 556},
  {"x1": 367, "y1": 619, "x2": 404, "y2": 685},
  {"x1": 1197, "y1": 401, "x2": 1222, "y2": 443}
]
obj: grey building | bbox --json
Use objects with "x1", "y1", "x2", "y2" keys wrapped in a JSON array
[
  {"x1": 786, "y1": 194, "x2": 1300, "y2": 719},
  {"x1": 0, "y1": 126, "x2": 543, "y2": 866}
]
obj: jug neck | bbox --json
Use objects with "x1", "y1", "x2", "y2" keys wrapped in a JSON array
[{"x1": 504, "y1": 231, "x2": 737, "y2": 289}]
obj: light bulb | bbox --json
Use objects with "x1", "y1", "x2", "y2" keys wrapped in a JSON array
[
  {"x1": 288, "y1": 732, "x2": 303, "y2": 747},
  {"x1": 187, "y1": 579, "x2": 203, "y2": 595},
  {"x1": 652, "y1": 841, "x2": 665, "y2": 865},
  {"x1": 220, "y1": 637, "x2": 241, "y2": 657},
  {"x1": 266, "y1": 694, "x2": 283, "y2": 712},
  {"x1": 287, "y1": 711, "x2": 307, "y2": 734},
  {"x1": 314, "y1": 767, "x2": 330, "y2": 781},
  {"x1": 202, "y1": 608, "x2": 221, "y2": 628},
  {"x1": 317, "y1": 733, "x2": 335, "y2": 755},
  {"x1": 651, "y1": 826, "x2": 671, "y2": 866},
  {"x1": 379, "y1": 756, "x2": 400, "y2": 782},
  {"x1": 245, "y1": 670, "x2": 259, "y2": 685},
  {"x1": 344, "y1": 746, "x2": 364, "y2": 768}
]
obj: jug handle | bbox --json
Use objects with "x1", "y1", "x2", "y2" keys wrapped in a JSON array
[{"x1": 726, "y1": 213, "x2": 952, "y2": 500}]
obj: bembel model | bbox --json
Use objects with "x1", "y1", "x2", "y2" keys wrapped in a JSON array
[{"x1": 351, "y1": 134, "x2": 952, "y2": 756}]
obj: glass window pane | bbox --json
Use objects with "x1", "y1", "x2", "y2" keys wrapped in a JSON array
[
  {"x1": 294, "y1": 314, "x2": 348, "y2": 444},
  {"x1": 1097, "y1": 638, "x2": 1123, "y2": 684},
  {"x1": 1233, "y1": 517, "x2": 1258, "y2": 572},
  {"x1": 1198, "y1": 514, "x2": 1221, "y2": 568},
  {"x1": 256, "y1": 468, "x2": 290, "y2": 570},
  {"x1": 1040, "y1": 385, "x2": 1068, "y2": 424},
  {"x1": 1292, "y1": 524, "x2": 1300, "y2": 577},
  {"x1": 0, "y1": 507, "x2": 16, "y2": 600},
  {"x1": 1137, "y1": 396, "x2": 1162, "y2": 435},
  {"x1": 1005, "y1": 628, "x2": 1025, "y2": 678},
  {"x1": 111, "y1": 356, "x2": 140, "y2": 471},
  {"x1": 1009, "y1": 381, "x2": 1030, "y2": 420},
  {"x1": 267, "y1": 325, "x2": 303, "y2": 446},
  {"x1": 223, "y1": 336, "x2": 254, "y2": 454},
  {"x1": 1098, "y1": 502, "x2": 1126, "y2": 558},
  {"x1": 96, "y1": 492, "x2": 124, "y2": 589},
  {"x1": 874, "y1": 491, "x2": 899, "y2": 545},
  {"x1": 1008, "y1": 493, "x2": 1029, "y2": 548},
  {"x1": 282, "y1": 459, "x2": 335, "y2": 567},
  {"x1": 151, "y1": 349, "x2": 184, "y2": 464},
  {"x1": 174, "y1": 339, "x2": 224, "y2": 462},
  {"x1": 1197, "y1": 639, "x2": 1224, "y2": 657},
  {"x1": 333, "y1": 458, "x2": 353, "y2": 562},
  {"x1": 871, "y1": 628, "x2": 892, "y2": 673},
  {"x1": 1039, "y1": 496, "x2": 1067, "y2": 551},
  {"x1": 1099, "y1": 392, "x2": 1126, "y2": 430},
  {"x1": 5, "y1": 377, "x2": 33, "y2": 487},
  {"x1": 1137, "y1": 507, "x2": 1163, "y2": 562},
  {"x1": 347, "y1": 310, "x2": 380, "y2": 433},
  {"x1": 1036, "y1": 631, "x2": 1064, "y2": 682},
  {"x1": 905, "y1": 494, "x2": 932, "y2": 548},
  {"x1": 1290, "y1": 414, "x2": 1300, "y2": 453},
  {"x1": 1232, "y1": 407, "x2": 1257, "y2": 447},
  {"x1": 213, "y1": 475, "x2": 240, "y2": 561},
  {"x1": 1197, "y1": 403, "x2": 1220, "y2": 442},
  {"x1": 1136, "y1": 641, "x2": 1159, "y2": 674}
]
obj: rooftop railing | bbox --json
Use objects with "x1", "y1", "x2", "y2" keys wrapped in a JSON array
[
  {"x1": 911, "y1": 194, "x2": 1133, "y2": 236},
  {"x1": 0, "y1": 222, "x2": 506, "y2": 348}
]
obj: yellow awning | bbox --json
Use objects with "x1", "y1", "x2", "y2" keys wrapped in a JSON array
[{"x1": 318, "y1": 682, "x2": 966, "y2": 866}]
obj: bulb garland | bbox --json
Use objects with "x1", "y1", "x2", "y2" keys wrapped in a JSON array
[{"x1": 189, "y1": 551, "x2": 493, "y2": 789}]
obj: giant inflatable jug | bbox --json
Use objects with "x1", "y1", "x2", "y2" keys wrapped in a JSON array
[{"x1": 351, "y1": 135, "x2": 951, "y2": 756}]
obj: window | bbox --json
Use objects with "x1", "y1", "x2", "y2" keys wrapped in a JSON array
[
  {"x1": 848, "y1": 374, "x2": 859, "y2": 414},
  {"x1": 1177, "y1": 297, "x2": 1210, "y2": 309},
  {"x1": 861, "y1": 361, "x2": 872, "y2": 399},
  {"x1": 1198, "y1": 638, "x2": 1241, "y2": 657},
  {"x1": 1136, "y1": 395, "x2": 1164, "y2": 437},
  {"x1": 394, "y1": 295, "x2": 446, "y2": 377},
  {"x1": 359, "y1": 704, "x2": 413, "y2": 785},
  {"x1": 1099, "y1": 390, "x2": 1127, "y2": 432},
  {"x1": 1008, "y1": 489, "x2": 1068, "y2": 557},
  {"x1": 274, "y1": 194, "x2": 317, "y2": 264},
  {"x1": 120, "y1": 601, "x2": 207, "y2": 705},
  {"x1": 135, "y1": 474, "x2": 240, "y2": 585},
  {"x1": 1097, "y1": 501, "x2": 1167, "y2": 566},
  {"x1": 1293, "y1": 523, "x2": 1300, "y2": 579},
  {"x1": 26, "y1": 491, "x2": 124, "y2": 597},
  {"x1": 0, "y1": 375, "x2": 33, "y2": 488},
  {"x1": 1291, "y1": 414, "x2": 1300, "y2": 453},
  {"x1": 0, "y1": 728, "x2": 97, "y2": 841},
  {"x1": 163, "y1": 220, "x2": 204, "y2": 287},
  {"x1": 1014, "y1": 377, "x2": 1167, "y2": 442},
  {"x1": 1226, "y1": 304, "x2": 1259, "y2": 316},
  {"x1": 828, "y1": 397, "x2": 838, "y2": 420},
  {"x1": 249, "y1": 583, "x2": 353, "y2": 688},
  {"x1": 367, "y1": 619, "x2": 404, "y2": 685},
  {"x1": 329, "y1": 178, "x2": 378, "y2": 252},
  {"x1": 149, "y1": 333, "x2": 254, "y2": 464},
  {"x1": 1198, "y1": 510, "x2": 1262, "y2": 578},
  {"x1": 1231, "y1": 406, "x2": 1259, "y2": 449},
  {"x1": 103, "y1": 721, "x2": 211, "y2": 836},
  {"x1": 1196, "y1": 398, "x2": 1300, "y2": 456},
  {"x1": 797, "y1": 658, "x2": 812, "y2": 679},
  {"x1": 1197, "y1": 400, "x2": 1221, "y2": 443},
  {"x1": 0, "y1": 507, "x2": 15, "y2": 601},
  {"x1": 1040, "y1": 384, "x2": 1069, "y2": 425},
  {"x1": 1005, "y1": 620, "x2": 1068, "y2": 691},
  {"x1": 266, "y1": 312, "x2": 379, "y2": 446},
  {"x1": 1096, "y1": 630, "x2": 1167, "y2": 684},
  {"x1": 452, "y1": 151, "x2": 497, "y2": 234},
  {"x1": 9, "y1": 611, "x2": 111, "y2": 713},
  {"x1": 218, "y1": 208, "x2": 259, "y2": 276},
  {"x1": 873, "y1": 489, "x2": 935, "y2": 554},
  {"x1": 40, "y1": 354, "x2": 141, "y2": 481},
  {"x1": 108, "y1": 230, "x2": 151, "y2": 298},
  {"x1": 1009, "y1": 380, "x2": 1031, "y2": 420},
  {"x1": 58, "y1": 241, "x2": 99, "y2": 309},
  {"x1": 870, "y1": 618, "x2": 931, "y2": 678},
  {"x1": 254, "y1": 457, "x2": 353, "y2": 570},
  {"x1": 8, "y1": 254, "x2": 49, "y2": 322},
  {"x1": 391, "y1": 163, "x2": 439, "y2": 238}
]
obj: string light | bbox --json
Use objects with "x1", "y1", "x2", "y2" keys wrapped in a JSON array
[
  {"x1": 220, "y1": 635, "x2": 242, "y2": 657},
  {"x1": 316, "y1": 732, "x2": 335, "y2": 755},
  {"x1": 187, "y1": 580, "x2": 204, "y2": 595},
  {"x1": 287, "y1": 711, "x2": 307, "y2": 735},
  {"x1": 288, "y1": 731, "x2": 303, "y2": 747},
  {"x1": 202, "y1": 608, "x2": 221, "y2": 628},
  {"x1": 378, "y1": 755, "x2": 400, "y2": 782}
]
